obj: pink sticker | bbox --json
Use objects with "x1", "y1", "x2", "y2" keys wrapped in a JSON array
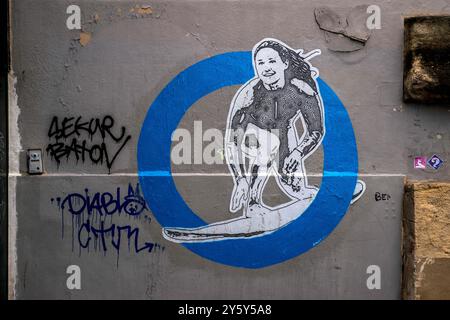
[{"x1": 414, "y1": 156, "x2": 427, "y2": 169}]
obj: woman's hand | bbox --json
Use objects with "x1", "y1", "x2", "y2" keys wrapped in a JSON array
[
  {"x1": 283, "y1": 149, "x2": 303, "y2": 175},
  {"x1": 230, "y1": 177, "x2": 249, "y2": 213}
]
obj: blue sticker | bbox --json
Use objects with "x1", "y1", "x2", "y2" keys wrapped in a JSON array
[
  {"x1": 428, "y1": 154, "x2": 444, "y2": 170},
  {"x1": 138, "y1": 50, "x2": 358, "y2": 268}
]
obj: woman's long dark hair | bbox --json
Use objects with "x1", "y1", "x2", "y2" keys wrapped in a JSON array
[{"x1": 254, "y1": 40, "x2": 317, "y2": 93}]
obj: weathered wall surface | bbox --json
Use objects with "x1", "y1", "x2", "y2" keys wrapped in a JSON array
[
  {"x1": 403, "y1": 182, "x2": 450, "y2": 300},
  {"x1": 8, "y1": 0, "x2": 450, "y2": 299}
]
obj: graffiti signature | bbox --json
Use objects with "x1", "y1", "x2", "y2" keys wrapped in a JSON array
[
  {"x1": 46, "y1": 115, "x2": 132, "y2": 173},
  {"x1": 52, "y1": 183, "x2": 164, "y2": 261}
]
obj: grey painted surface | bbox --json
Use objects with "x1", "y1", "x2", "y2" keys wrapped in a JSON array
[
  {"x1": 15, "y1": 175, "x2": 403, "y2": 299},
  {"x1": 9, "y1": 0, "x2": 450, "y2": 299}
]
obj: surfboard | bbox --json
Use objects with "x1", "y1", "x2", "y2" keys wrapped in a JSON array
[{"x1": 162, "y1": 196, "x2": 315, "y2": 243}]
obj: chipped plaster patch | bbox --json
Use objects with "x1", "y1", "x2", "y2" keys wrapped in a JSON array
[
  {"x1": 314, "y1": 6, "x2": 372, "y2": 52},
  {"x1": 8, "y1": 71, "x2": 22, "y2": 300},
  {"x1": 79, "y1": 31, "x2": 92, "y2": 47},
  {"x1": 137, "y1": 5, "x2": 153, "y2": 15},
  {"x1": 8, "y1": 72, "x2": 21, "y2": 174},
  {"x1": 415, "y1": 257, "x2": 435, "y2": 299}
]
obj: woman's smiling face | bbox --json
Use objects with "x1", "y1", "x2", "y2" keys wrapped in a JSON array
[{"x1": 255, "y1": 47, "x2": 289, "y2": 87}]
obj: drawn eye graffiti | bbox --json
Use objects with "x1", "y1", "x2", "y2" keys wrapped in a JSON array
[{"x1": 122, "y1": 197, "x2": 146, "y2": 216}]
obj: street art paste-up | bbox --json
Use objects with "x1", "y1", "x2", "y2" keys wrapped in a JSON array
[
  {"x1": 138, "y1": 38, "x2": 366, "y2": 268},
  {"x1": 160, "y1": 39, "x2": 366, "y2": 243}
]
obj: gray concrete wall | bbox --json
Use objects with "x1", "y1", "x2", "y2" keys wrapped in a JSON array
[{"x1": 8, "y1": 0, "x2": 450, "y2": 299}]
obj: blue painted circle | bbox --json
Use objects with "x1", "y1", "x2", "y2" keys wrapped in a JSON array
[{"x1": 138, "y1": 51, "x2": 358, "y2": 268}]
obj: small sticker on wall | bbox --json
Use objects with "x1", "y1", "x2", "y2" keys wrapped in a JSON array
[
  {"x1": 427, "y1": 154, "x2": 444, "y2": 170},
  {"x1": 414, "y1": 157, "x2": 427, "y2": 169}
]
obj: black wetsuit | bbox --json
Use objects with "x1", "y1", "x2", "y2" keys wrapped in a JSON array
[{"x1": 231, "y1": 80, "x2": 323, "y2": 173}]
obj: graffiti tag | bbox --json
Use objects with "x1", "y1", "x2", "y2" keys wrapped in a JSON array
[
  {"x1": 52, "y1": 184, "x2": 163, "y2": 260},
  {"x1": 374, "y1": 192, "x2": 391, "y2": 201},
  {"x1": 46, "y1": 115, "x2": 131, "y2": 173}
]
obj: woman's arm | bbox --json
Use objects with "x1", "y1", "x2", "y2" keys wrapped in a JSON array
[
  {"x1": 225, "y1": 79, "x2": 258, "y2": 182},
  {"x1": 295, "y1": 95, "x2": 324, "y2": 158},
  {"x1": 290, "y1": 78, "x2": 324, "y2": 158},
  {"x1": 283, "y1": 79, "x2": 324, "y2": 175},
  {"x1": 225, "y1": 79, "x2": 258, "y2": 212}
]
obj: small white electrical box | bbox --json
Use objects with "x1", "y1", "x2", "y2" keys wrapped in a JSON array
[{"x1": 27, "y1": 149, "x2": 43, "y2": 174}]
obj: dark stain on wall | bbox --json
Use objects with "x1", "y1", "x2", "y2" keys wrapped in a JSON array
[{"x1": 403, "y1": 16, "x2": 450, "y2": 103}]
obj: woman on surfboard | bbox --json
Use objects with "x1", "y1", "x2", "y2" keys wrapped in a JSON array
[{"x1": 163, "y1": 39, "x2": 365, "y2": 242}]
